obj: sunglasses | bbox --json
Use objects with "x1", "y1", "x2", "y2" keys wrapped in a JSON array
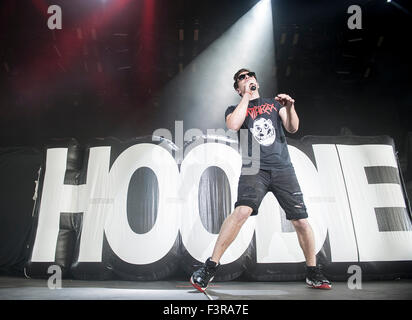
[{"x1": 237, "y1": 72, "x2": 256, "y2": 81}]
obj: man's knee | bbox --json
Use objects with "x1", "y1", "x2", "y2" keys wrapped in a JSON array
[
  {"x1": 291, "y1": 218, "x2": 310, "y2": 233},
  {"x1": 232, "y1": 206, "x2": 253, "y2": 225}
]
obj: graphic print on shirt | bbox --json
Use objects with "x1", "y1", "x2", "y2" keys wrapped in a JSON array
[
  {"x1": 246, "y1": 103, "x2": 277, "y2": 120},
  {"x1": 225, "y1": 98, "x2": 292, "y2": 169},
  {"x1": 250, "y1": 118, "x2": 276, "y2": 146}
]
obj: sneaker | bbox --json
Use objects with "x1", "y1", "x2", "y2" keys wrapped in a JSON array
[
  {"x1": 306, "y1": 266, "x2": 332, "y2": 289},
  {"x1": 190, "y1": 258, "x2": 219, "y2": 292}
]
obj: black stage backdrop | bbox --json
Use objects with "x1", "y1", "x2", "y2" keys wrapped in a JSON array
[{"x1": 0, "y1": 147, "x2": 42, "y2": 276}]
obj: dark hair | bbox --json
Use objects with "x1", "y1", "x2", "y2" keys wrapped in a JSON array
[{"x1": 233, "y1": 68, "x2": 257, "y2": 90}]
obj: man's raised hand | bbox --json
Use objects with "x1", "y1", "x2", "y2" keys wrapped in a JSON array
[{"x1": 275, "y1": 93, "x2": 295, "y2": 108}]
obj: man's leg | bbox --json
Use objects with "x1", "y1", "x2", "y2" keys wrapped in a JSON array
[
  {"x1": 190, "y1": 205, "x2": 253, "y2": 292},
  {"x1": 291, "y1": 218, "x2": 316, "y2": 266},
  {"x1": 190, "y1": 170, "x2": 268, "y2": 292},
  {"x1": 291, "y1": 218, "x2": 331, "y2": 289},
  {"x1": 211, "y1": 205, "x2": 253, "y2": 263},
  {"x1": 271, "y1": 167, "x2": 331, "y2": 289}
]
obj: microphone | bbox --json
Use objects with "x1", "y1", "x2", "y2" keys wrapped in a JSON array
[{"x1": 250, "y1": 83, "x2": 256, "y2": 91}]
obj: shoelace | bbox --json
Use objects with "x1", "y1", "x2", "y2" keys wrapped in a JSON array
[
  {"x1": 194, "y1": 262, "x2": 216, "y2": 274},
  {"x1": 309, "y1": 266, "x2": 325, "y2": 278},
  {"x1": 311, "y1": 267, "x2": 329, "y2": 282},
  {"x1": 195, "y1": 267, "x2": 215, "y2": 283},
  {"x1": 192, "y1": 261, "x2": 219, "y2": 270}
]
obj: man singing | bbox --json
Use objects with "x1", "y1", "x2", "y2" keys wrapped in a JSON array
[{"x1": 190, "y1": 68, "x2": 331, "y2": 291}]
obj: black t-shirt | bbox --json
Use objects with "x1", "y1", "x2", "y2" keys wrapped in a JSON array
[{"x1": 225, "y1": 97, "x2": 292, "y2": 170}]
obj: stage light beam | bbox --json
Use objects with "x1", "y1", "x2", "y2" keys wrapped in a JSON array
[
  {"x1": 387, "y1": 0, "x2": 411, "y2": 15},
  {"x1": 154, "y1": 0, "x2": 276, "y2": 131}
]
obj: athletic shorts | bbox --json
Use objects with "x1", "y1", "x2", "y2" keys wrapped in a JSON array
[{"x1": 235, "y1": 166, "x2": 308, "y2": 220}]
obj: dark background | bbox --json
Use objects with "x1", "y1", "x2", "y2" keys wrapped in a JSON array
[{"x1": 0, "y1": 0, "x2": 411, "y2": 156}]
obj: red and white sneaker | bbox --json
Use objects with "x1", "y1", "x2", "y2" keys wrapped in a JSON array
[
  {"x1": 306, "y1": 266, "x2": 332, "y2": 289},
  {"x1": 190, "y1": 258, "x2": 219, "y2": 293}
]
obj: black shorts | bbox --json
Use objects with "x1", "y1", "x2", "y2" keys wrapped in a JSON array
[{"x1": 235, "y1": 166, "x2": 308, "y2": 220}]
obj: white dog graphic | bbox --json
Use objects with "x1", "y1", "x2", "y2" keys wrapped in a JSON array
[{"x1": 250, "y1": 118, "x2": 276, "y2": 146}]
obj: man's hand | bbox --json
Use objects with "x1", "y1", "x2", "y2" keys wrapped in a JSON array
[
  {"x1": 275, "y1": 93, "x2": 295, "y2": 108},
  {"x1": 277, "y1": 93, "x2": 299, "y2": 133},
  {"x1": 243, "y1": 78, "x2": 257, "y2": 96}
]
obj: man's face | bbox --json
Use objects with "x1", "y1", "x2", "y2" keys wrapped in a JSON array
[{"x1": 236, "y1": 71, "x2": 258, "y2": 95}]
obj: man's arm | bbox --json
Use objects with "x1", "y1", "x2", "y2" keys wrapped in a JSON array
[
  {"x1": 277, "y1": 93, "x2": 299, "y2": 134},
  {"x1": 226, "y1": 92, "x2": 252, "y2": 131}
]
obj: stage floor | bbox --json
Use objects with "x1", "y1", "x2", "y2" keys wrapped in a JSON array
[{"x1": 1, "y1": 276, "x2": 412, "y2": 300}]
